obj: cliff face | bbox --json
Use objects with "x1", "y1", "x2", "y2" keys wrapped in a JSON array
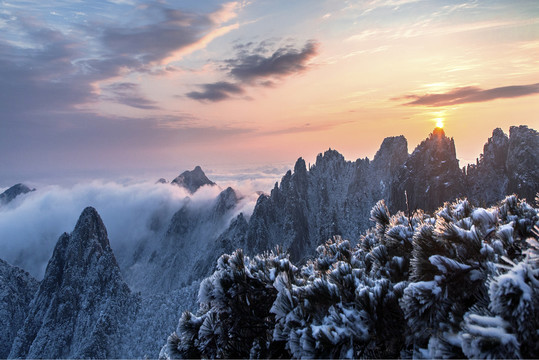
[
  {"x1": 390, "y1": 128, "x2": 465, "y2": 213},
  {"x1": 226, "y1": 126, "x2": 538, "y2": 263},
  {"x1": 466, "y1": 128, "x2": 510, "y2": 206},
  {"x1": 466, "y1": 125, "x2": 538, "y2": 206},
  {"x1": 129, "y1": 186, "x2": 243, "y2": 292},
  {"x1": 240, "y1": 140, "x2": 411, "y2": 262},
  {"x1": 506, "y1": 125, "x2": 539, "y2": 202}
]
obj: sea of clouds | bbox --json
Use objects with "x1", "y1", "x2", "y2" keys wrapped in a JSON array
[{"x1": 0, "y1": 173, "x2": 281, "y2": 279}]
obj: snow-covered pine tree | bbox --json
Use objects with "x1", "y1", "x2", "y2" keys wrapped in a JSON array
[
  {"x1": 459, "y1": 223, "x2": 539, "y2": 359},
  {"x1": 401, "y1": 196, "x2": 538, "y2": 358},
  {"x1": 162, "y1": 248, "x2": 296, "y2": 359},
  {"x1": 163, "y1": 195, "x2": 538, "y2": 359}
]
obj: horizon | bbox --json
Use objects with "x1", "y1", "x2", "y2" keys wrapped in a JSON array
[
  {"x1": 0, "y1": 124, "x2": 533, "y2": 188},
  {"x1": 1, "y1": 0, "x2": 538, "y2": 186}
]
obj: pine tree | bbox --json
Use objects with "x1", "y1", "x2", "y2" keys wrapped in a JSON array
[{"x1": 162, "y1": 195, "x2": 538, "y2": 359}]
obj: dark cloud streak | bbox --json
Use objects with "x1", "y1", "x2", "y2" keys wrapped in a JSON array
[
  {"x1": 398, "y1": 83, "x2": 539, "y2": 107},
  {"x1": 227, "y1": 40, "x2": 319, "y2": 82},
  {"x1": 186, "y1": 81, "x2": 244, "y2": 102},
  {"x1": 187, "y1": 40, "x2": 319, "y2": 102}
]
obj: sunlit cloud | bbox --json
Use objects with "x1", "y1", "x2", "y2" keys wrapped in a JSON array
[
  {"x1": 348, "y1": 0, "x2": 423, "y2": 16},
  {"x1": 209, "y1": 2, "x2": 241, "y2": 24},
  {"x1": 161, "y1": 23, "x2": 240, "y2": 65},
  {"x1": 342, "y1": 45, "x2": 389, "y2": 59}
]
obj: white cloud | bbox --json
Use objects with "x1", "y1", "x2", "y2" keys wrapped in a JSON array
[{"x1": 0, "y1": 178, "x2": 269, "y2": 279}]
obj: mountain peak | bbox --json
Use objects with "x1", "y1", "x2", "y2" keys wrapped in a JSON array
[
  {"x1": 432, "y1": 126, "x2": 445, "y2": 138},
  {"x1": 9, "y1": 207, "x2": 136, "y2": 359},
  {"x1": 372, "y1": 135, "x2": 408, "y2": 172},
  {"x1": 171, "y1": 166, "x2": 216, "y2": 193},
  {"x1": 214, "y1": 187, "x2": 240, "y2": 217},
  {"x1": 0, "y1": 183, "x2": 35, "y2": 205},
  {"x1": 390, "y1": 127, "x2": 464, "y2": 212},
  {"x1": 72, "y1": 206, "x2": 109, "y2": 251}
]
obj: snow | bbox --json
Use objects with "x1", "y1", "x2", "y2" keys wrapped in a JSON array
[{"x1": 429, "y1": 255, "x2": 471, "y2": 274}]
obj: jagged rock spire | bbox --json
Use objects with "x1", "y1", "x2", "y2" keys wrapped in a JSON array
[{"x1": 9, "y1": 207, "x2": 137, "y2": 359}]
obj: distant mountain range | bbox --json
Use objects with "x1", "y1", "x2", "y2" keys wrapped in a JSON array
[{"x1": 1, "y1": 125, "x2": 537, "y2": 358}]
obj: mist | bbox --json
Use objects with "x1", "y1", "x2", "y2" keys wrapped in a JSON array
[{"x1": 0, "y1": 179, "x2": 272, "y2": 279}]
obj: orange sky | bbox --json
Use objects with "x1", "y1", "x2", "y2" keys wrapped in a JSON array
[{"x1": 1, "y1": 0, "x2": 538, "y2": 185}]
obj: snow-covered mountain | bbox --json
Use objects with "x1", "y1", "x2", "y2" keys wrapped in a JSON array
[
  {"x1": 0, "y1": 183, "x2": 35, "y2": 206},
  {"x1": 0, "y1": 260, "x2": 38, "y2": 358},
  {"x1": 170, "y1": 166, "x2": 216, "y2": 193},
  {"x1": 123, "y1": 185, "x2": 244, "y2": 293},
  {"x1": 223, "y1": 126, "x2": 538, "y2": 262},
  {"x1": 8, "y1": 207, "x2": 139, "y2": 359},
  {"x1": 1, "y1": 125, "x2": 537, "y2": 358}
]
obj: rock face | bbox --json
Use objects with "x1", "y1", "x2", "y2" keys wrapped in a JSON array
[
  {"x1": 9, "y1": 207, "x2": 138, "y2": 359},
  {"x1": 0, "y1": 259, "x2": 38, "y2": 358},
  {"x1": 237, "y1": 138, "x2": 412, "y2": 262},
  {"x1": 171, "y1": 166, "x2": 215, "y2": 193},
  {"x1": 226, "y1": 126, "x2": 538, "y2": 262},
  {"x1": 239, "y1": 144, "x2": 410, "y2": 262},
  {"x1": 506, "y1": 125, "x2": 539, "y2": 202},
  {"x1": 466, "y1": 128, "x2": 510, "y2": 206},
  {"x1": 390, "y1": 128, "x2": 465, "y2": 213},
  {"x1": 129, "y1": 187, "x2": 243, "y2": 292},
  {"x1": 466, "y1": 125, "x2": 538, "y2": 205},
  {"x1": 0, "y1": 183, "x2": 35, "y2": 205}
]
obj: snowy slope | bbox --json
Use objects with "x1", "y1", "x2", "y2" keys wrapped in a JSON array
[
  {"x1": 0, "y1": 259, "x2": 38, "y2": 358},
  {"x1": 125, "y1": 186, "x2": 244, "y2": 293}
]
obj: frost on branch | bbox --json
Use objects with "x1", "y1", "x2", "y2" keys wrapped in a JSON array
[{"x1": 163, "y1": 195, "x2": 538, "y2": 359}]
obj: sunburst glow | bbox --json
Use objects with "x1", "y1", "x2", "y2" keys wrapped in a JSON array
[{"x1": 435, "y1": 118, "x2": 444, "y2": 128}]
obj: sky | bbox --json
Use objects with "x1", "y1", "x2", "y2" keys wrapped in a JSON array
[{"x1": 1, "y1": 0, "x2": 538, "y2": 187}]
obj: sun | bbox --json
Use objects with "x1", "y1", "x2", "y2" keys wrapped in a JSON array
[{"x1": 435, "y1": 118, "x2": 444, "y2": 128}]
